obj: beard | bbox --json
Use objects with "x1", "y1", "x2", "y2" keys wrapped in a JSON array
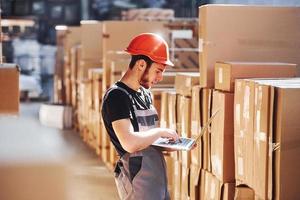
[{"x1": 139, "y1": 69, "x2": 152, "y2": 89}]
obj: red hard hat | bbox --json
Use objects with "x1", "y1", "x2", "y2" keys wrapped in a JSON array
[{"x1": 125, "y1": 33, "x2": 174, "y2": 66}]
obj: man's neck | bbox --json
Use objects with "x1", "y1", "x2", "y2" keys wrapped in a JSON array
[{"x1": 120, "y1": 70, "x2": 141, "y2": 91}]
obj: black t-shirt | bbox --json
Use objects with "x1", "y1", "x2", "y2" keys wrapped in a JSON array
[{"x1": 101, "y1": 81, "x2": 153, "y2": 157}]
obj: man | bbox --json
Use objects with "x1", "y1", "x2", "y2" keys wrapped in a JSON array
[{"x1": 101, "y1": 33, "x2": 179, "y2": 200}]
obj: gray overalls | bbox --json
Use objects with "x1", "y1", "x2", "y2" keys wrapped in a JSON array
[{"x1": 105, "y1": 86, "x2": 170, "y2": 200}]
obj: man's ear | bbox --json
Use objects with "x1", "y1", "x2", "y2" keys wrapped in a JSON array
[{"x1": 136, "y1": 59, "x2": 147, "y2": 71}]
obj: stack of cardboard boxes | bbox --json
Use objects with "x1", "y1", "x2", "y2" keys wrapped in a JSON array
[{"x1": 197, "y1": 4, "x2": 300, "y2": 199}]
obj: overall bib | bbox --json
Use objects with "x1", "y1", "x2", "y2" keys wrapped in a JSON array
[{"x1": 105, "y1": 86, "x2": 170, "y2": 200}]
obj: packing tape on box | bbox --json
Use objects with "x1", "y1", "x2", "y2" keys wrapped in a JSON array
[
  {"x1": 210, "y1": 181, "x2": 216, "y2": 199},
  {"x1": 238, "y1": 157, "x2": 244, "y2": 176},
  {"x1": 211, "y1": 155, "x2": 221, "y2": 177},
  {"x1": 218, "y1": 67, "x2": 223, "y2": 84},
  {"x1": 191, "y1": 120, "x2": 199, "y2": 135},
  {"x1": 243, "y1": 85, "x2": 250, "y2": 119},
  {"x1": 235, "y1": 103, "x2": 241, "y2": 128},
  {"x1": 198, "y1": 38, "x2": 203, "y2": 52}
]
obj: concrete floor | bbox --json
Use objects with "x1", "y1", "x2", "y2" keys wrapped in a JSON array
[{"x1": 0, "y1": 102, "x2": 119, "y2": 200}]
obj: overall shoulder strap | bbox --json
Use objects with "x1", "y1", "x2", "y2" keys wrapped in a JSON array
[{"x1": 103, "y1": 85, "x2": 135, "y2": 106}]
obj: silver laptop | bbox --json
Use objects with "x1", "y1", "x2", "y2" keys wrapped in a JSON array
[{"x1": 152, "y1": 109, "x2": 220, "y2": 151}]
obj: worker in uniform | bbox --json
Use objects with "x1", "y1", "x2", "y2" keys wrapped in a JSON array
[{"x1": 101, "y1": 33, "x2": 179, "y2": 200}]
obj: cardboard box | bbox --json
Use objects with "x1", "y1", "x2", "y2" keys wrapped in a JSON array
[
  {"x1": 203, "y1": 171, "x2": 235, "y2": 200},
  {"x1": 39, "y1": 104, "x2": 73, "y2": 129},
  {"x1": 215, "y1": 62, "x2": 297, "y2": 92},
  {"x1": 211, "y1": 90, "x2": 235, "y2": 183},
  {"x1": 160, "y1": 92, "x2": 169, "y2": 128},
  {"x1": 172, "y1": 160, "x2": 181, "y2": 200},
  {"x1": 234, "y1": 186, "x2": 254, "y2": 200},
  {"x1": 199, "y1": 169, "x2": 206, "y2": 200},
  {"x1": 175, "y1": 72, "x2": 200, "y2": 97},
  {"x1": 168, "y1": 92, "x2": 177, "y2": 131},
  {"x1": 199, "y1": 5, "x2": 300, "y2": 88},
  {"x1": 78, "y1": 60, "x2": 102, "y2": 81},
  {"x1": 0, "y1": 64, "x2": 19, "y2": 114},
  {"x1": 80, "y1": 21, "x2": 103, "y2": 62},
  {"x1": 88, "y1": 68, "x2": 103, "y2": 112},
  {"x1": 64, "y1": 26, "x2": 81, "y2": 52},
  {"x1": 234, "y1": 78, "x2": 300, "y2": 200},
  {"x1": 253, "y1": 83, "x2": 272, "y2": 200},
  {"x1": 176, "y1": 95, "x2": 191, "y2": 138},
  {"x1": 201, "y1": 88, "x2": 213, "y2": 171},
  {"x1": 181, "y1": 166, "x2": 190, "y2": 200},
  {"x1": 223, "y1": 183, "x2": 236, "y2": 200},
  {"x1": 190, "y1": 164, "x2": 201, "y2": 200},
  {"x1": 0, "y1": 162, "x2": 67, "y2": 200},
  {"x1": 273, "y1": 84, "x2": 300, "y2": 200},
  {"x1": 203, "y1": 171, "x2": 220, "y2": 200},
  {"x1": 164, "y1": 155, "x2": 174, "y2": 199},
  {"x1": 234, "y1": 79, "x2": 255, "y2": 187}
]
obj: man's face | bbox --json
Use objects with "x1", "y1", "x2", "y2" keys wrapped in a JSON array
[{"x1": 140, "y1": 62, "x2": 166, "y2": 89}]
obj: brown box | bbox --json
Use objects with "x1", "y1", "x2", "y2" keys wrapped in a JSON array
[
  {"x1": 203, "y1": 171, "x2": 220, "y2": 200},
  {"x1": 234, "y1": 79, "x2": 255, "y2": 187},
  {"x1": 234, "y1": 78, "x2": 300, "y2": 200},
  {"x1": 80, "y1": 21, "x2": 103, "y2": 62},
  {"x1": 272, "y1": 83, "x2": 300, "y2": 200},
  {"x1": 201, "y1": 88, "x2": 213, "y2": 171},
  {"x1": 215, "y1": 61, "x2": 297, "y2": 92},
  {"x1": 191, "y1": 85, "x2": 202, "y2": 136},
  {"x1": 78, "y1": 60, "x2": 102, "y2": 81},
  {"x1": 203, "y1": 171, "x2": 235, "y2": 200},
  {"x1": 199, "y1": 169, "x2": 206, "y2": 200},
  {"x1": 190, "y1": 164, "x2": 201, "y2": 200},
  {"x1": 234, "y1": 186, "x2": 254, "y2": 200},
  {"x1": 160, "y1": 92, "x2": 169, "y2": 128},
  {"x1": 181, "y1": 166, "x2": 190, "y2": 200},
  {"x1": 172, "y1": 160, "x2": 181, "y2": 200},
  {"x1": 0, "y1": 162, "x2": 67, "y2": 200},
  {"x1": 167, "y1": 92, "x2": 177, "y2": 131},
  {"x1": 211, "y1": 90, "x2": 235, "y2": 183},
  {"x1": 0, "y1": 64, "x2": 19, "y2": 114},
  {"x1": 253, "y1": 83, "x2": 272, "y2": 200},
  {"x1": 89, "y1": 68, "x2": 103, "y2": 112},
  {"x1": 164, "y1": 155, "x2": 174, "y2": 199},
  {"x1": 223, "y1": 183, "x2": 236, "y2": 200},
  {"x1": 199, "y1": 5, "x2": 300, "y2": 88},
  {"x1": 176, "y1": 95, "x2": 191, "y2": 138},
  {"x1": 64, "y1": 26, "x2": 81, "y2": 53},
  {"x1": 175, "y1": 72, "x2": 200, "y2": 97}
]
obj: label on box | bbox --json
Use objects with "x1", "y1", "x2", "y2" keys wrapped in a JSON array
[
  {"x1": 235, "y1": 104, "x2": 240, "y2": 127},
  {"x1": 238, "y1": 157, "x2": 244, "y2": 176},
  {"x1": 191, "y1": 121, "x2": 199, "y2": 134},
  {"x1": 243, "y1": 85, "x2": 250, "y2": 119},
  {"x1": 210, "y1": 182, "x2": 216, "y2": 199},
  {"x1": 198, "y1": 38, "x2": 203, "y2": 52},
  {"x1": 218, "y1": 68, "x2": 223, "y2": 84}
]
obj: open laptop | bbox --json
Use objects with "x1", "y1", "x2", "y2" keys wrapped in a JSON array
[{"x1": 152, "y1": 109, "x2": 220, "y2": 151}]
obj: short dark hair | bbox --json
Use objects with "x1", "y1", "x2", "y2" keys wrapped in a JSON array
[{"x1": 129, "y1": 55, "x2": 153, "y2": 69}]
